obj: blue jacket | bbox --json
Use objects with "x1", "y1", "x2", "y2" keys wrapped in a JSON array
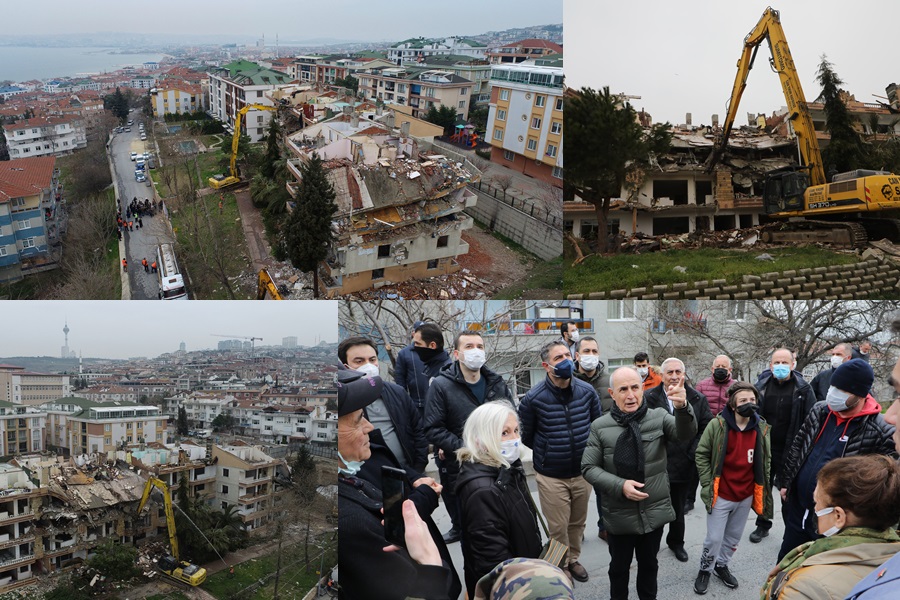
[
  {"x1": 395, "y1": 343, "x2": 452, "y2": 408},
  {"x1": 518, "y1": 376, "x2": 601, "y2": 479},
  {"x1": 846, "y1": 550, "x2": 900, "y2": 599}
]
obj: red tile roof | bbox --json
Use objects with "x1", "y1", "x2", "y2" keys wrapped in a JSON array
[
  {"x1": 3, "y1": 116, "x2": 78, "y2": 133},
  {"x1": 500, "y1": 39, "x2": 564, "y2": 52},
  {"x1": 0, "y1": 156, "x2": 56, "y2": 202}
]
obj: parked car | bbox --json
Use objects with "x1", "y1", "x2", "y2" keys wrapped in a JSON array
[
  {"x1": 135, "y1": 172, "x2": 146, "y2": 183},
  {"x1": 130, "y1": 152, "x2": 137, "y2": 161},
  {"x1": 140, "y1": 134, "x2": 147, "y2": 141}
]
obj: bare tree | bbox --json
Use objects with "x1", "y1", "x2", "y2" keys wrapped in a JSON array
[{"x1": 51, "y1": 193, "x2": 119, "y2": 299}]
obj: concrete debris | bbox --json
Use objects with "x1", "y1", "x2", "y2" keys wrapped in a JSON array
[
  {"x1": 756, "y1": 253, "x2": 776, "y2": 261},
  {"x1": 674, "y1": 266, "x2": 688, "y2": 273},
  {"x1": 614, "y1": 225, "x2": 775, "y2": 253}
]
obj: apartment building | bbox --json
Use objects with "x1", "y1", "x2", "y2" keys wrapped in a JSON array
[
  {"x1": 211, "y1": 445, "x2": 285, "y2": 530},
  {"x1": 207, "y1": 60, "x2": 292, "y2": 142},
  {"x1": 3, "y1": 116, "x2": 86, "y2": 159},
  {"x1": 0, "y1": 402, "x2": 45, "y2": 456},
  {"x1": 150, "y1": 83, "x2": 205, "y2": 116},
  {"x1": 42, "y1": 398, "x2": 167, "y2": 455},
  {"x1": 310, "y1": 55, "x2": 394, "y2": 86},
  {"x1": 0, "y1": 464, "x2": 42, "y2": 592},
  {"x1": 486, "y1": 60, "x2": 564, "y2": 186},
  {"x1": 357, "y1": 66, "x2": 474, "y2": 121},
  {"x1": 284, "y1": 111, "x2": 480, "y2": 296},
  {"x1": 0, "y1": 364, "x2": 71, "y2": 406},
  {"x1": 413, "y1": 56, "x2": 493, "y2": 107},
  {"x1": 487, "y1": 39, "x2": 564, "y2": 64},
  {"x1": 388, "y1": 37, "x2": 487, "y2": 63}
]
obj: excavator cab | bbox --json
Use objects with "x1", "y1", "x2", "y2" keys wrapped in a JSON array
[{"x1": 763, "y1": 167, "x2": 809, "y2": 214}]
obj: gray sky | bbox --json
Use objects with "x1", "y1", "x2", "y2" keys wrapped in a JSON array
[
  {"x1": 0, "y1": 301, "x2": 337, "y2": 360},
  {"x1": 566, "y1": 0, "x2": 899, "y2": 126},
  {"x1": 8, "y1": 1, "x2": 560, "y2": 40}
]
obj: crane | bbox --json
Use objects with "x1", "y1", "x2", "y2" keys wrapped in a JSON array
[
  {"x1": 208, "y1": 102, "x2": 281, "y2": 190},
  {"x1": 707, "y1": 7, "x2": 900, "y2": 247},
  {"x1": 211, "y1": 333, "x2": 264, "y2": 354},
  {"x1": 136, "y1": 477, "x2": 208, "y2": 586}
]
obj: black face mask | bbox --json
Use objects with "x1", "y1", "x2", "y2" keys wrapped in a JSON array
[
  {"x1": 413, "y1": 346, "x2": 441, "y2": 362},
  {"x1": 713, "y1": 368, "x2": 730, "y2": 382},
  {"x1": 736, "y1": 403, "x2": 758, "y2": 417}
]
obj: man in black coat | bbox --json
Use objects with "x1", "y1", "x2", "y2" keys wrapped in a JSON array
[
  {"x1": 339, "y1": 336, "x2": 429, "y2": 473},
  {"x1": 423, "y1": 331, "x2": 513, "y2": 544},
  {"x1": 643, "y1": 357, "x2": 713, "y2": 563},
  {"x1": 809, "y1": 343, "x2": 852, "y2": 403},
  {"x1": 395, "y1": 322, "x2": 453, "y2": 421}
]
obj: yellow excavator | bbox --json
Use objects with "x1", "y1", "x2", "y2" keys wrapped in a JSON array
[
  {"x1": 136, "y1": 476, "x2": 208, "y2": 586},
  {"x1": 709, "y1": 7, "x2": 900, "y2": 247},
  {"x1": 209, "y1": 103, "x2": 280, "y2": 190},
  {"x1": 257, "y1": 268, "x2": 284, "y2": 300}
]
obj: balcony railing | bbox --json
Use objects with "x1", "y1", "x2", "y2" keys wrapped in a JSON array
[
  {"x1": 460, "y1": 318, "x2": 594, "y2": 336},
  {"x1": 0, "y1": 553, "x2": 34, "y2": 569},
  {"x1": 0, "y1": 510, "x2": 31, "y2": 524}
]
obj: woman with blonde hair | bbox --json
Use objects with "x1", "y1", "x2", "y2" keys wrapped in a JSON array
[
  {"x1": 762, "y1": 454, "x2": 900, "y2": 599},
  {"x1": 456, "y1": 401, "x2": 543, "y2": 598}
]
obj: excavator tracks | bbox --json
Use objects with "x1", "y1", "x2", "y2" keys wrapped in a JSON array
[{"x1": 760, "y1": 220, "x2": 868, "y2": 248}]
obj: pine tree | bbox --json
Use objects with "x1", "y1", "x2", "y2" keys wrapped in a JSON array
[
  {"x1": 816, "y1": 55, "x2": 864, "y2": 174},
  {"x1": 177, "y1": 406, "x2": 189, "y2": 435},
  {"x1": 260, "y1": 118, "x2": 281, "y2": 179},
  {"x1": 280, "y1": 153, "x2": 337, "y2": 298}
]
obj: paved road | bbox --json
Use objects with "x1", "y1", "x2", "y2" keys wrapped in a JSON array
[
  {"x1": 427, "y1": 454, "x2": 787, "y2": 600},
  {"x1": 108, "y1": 119, "x2": 177, "y2": 300}
]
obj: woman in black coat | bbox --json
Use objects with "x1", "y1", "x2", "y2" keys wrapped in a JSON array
[{"x1": 456, "y1": 401, "x2": 543, "y2": 598}]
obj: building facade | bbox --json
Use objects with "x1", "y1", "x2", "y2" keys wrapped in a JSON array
[
  {"x1": 151, "y1": 84, "x2": 205, "y2": 116},
  {"x1": 207, "y1": 60, "x2": 292, "y2": 143},
  {"x1": 357, "y1": 66, "x2": 474, "y2": 121},
  {"x1": 43, "y1": 398, "x2": 167, "y2": 455},
  {"x1": 388, "y1": 37, "x2": 488, "y2": 63},
  {"x1": 3, "y1": 117, "x2": 87, "y2": 159},
  {"x1": 0, "y1": 364, "x2": 71, "y2": 406}
]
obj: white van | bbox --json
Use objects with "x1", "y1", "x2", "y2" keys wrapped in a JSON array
[{"x1": 156, "y1": 243, "x2": 188, "y2": 300}]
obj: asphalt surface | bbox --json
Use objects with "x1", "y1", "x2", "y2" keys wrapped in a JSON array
[
  {"x1": 108, "y1": 118, "x2": 177, "y2": 300},
  {"x1": 428, "y1": 454, "x2": 787, "y2": 600}
]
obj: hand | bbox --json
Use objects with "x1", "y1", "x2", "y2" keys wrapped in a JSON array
[
  {"x1": 438, "y1": 449, "x2": 445, "y2": 460},
  {"x1": 780, "y1": 488, "x2": 787, "y2": 501},
  {"x1": 767, "y1": 564, "x2": 782, "y2": 579},
  {"x1": 667, "y1": 378, "x2": 687, "y2": 409},
  {"x1": 623, "y1": 480, "x2": 650, "y2": 501},
  {"x1": 383, "y1": 500, "x2": 442, "y2": 566},
  {"x1": 413, "y1": 477, "x2": 442, "y2": 495}
]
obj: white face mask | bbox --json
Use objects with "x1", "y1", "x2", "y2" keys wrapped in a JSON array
[
  {"x1": 460, "y1": 348, "x2": 486, "y2": 371},
  {"x1": 500, "y1": 438, "x2": 521, "y2": 463},
  {"x1": 636, "y1": 367, "x2": 649, "y2": 379},
  {"x1": 579, "y1": 355, "x2": 600, "y2": 372},
  {"x1": 354, "y1": 363, "x2": 380, "y2": 379},
  {"x1": 569, "y1": 330, "x2": 580, "y2": 342},
  {"x1": 338, "y1": 451, "x2": 365, "y2": 476},
  {"x1": 815, "y1": 506, "x2": 840, "y2": 537},
  {"x1": 830, "y1": 355, "x2": 845, "y2": 369},
  {"x1": 826, "y1": 386, "x2": 852, "y2": 412}
]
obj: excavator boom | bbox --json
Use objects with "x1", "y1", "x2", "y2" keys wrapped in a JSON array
[{"x1": 209, "y1": 103, "x2": 280, "y2": 190}]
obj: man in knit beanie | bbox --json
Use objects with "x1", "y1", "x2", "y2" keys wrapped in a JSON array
[{"x1": 775, "y1": 359, "x2": 895, "y2": 561}]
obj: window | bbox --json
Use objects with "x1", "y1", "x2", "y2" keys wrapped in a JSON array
[
  {"x1": 22, "y1": 238, "x2": 35, "y2": 249},
  {"x1": 535, "y1": 95, "x2": 545, "y2": 107},
  {"x1": 555, "y1": 98, "x2": 563, "y2": 111},
  {"x1": 608, "y1": 300, "x2": 637, "y2": 321},
  {"x1": 126, "y1": 422, "x2": 132, "y2": 430},
  {"x1": 437, "y1": 235, "x2": 449, "y2": 248},
  {"x1": 104, "y1": 423, "x2": 111, "y2": 432},
  {"x1": 497, "y1": 109, "x2": 506, "y2": 121},
  {"x1": 17, "y1": 219, "x2": 30, "y2": 230},
  {"x1": 500, "y1": 89, "x2": 509, "y2": 101},
  {"x1": 531, "y1": 117, "x2": 542, "y2": 129},
  {"x1": 257, "y1": 90, "x2": 263, "y2": 97},
  {"x1": 503, "y1": 150, "x2": 514, "y2": 161},
  {"x1": 460, "y1": 88, "x2": 467, "y2": 95},
  {"x1": 552, "y1": 166, "x2": 563, "y2": 179},
  {"x1": 527, "y1": 138, "x2": 537, "y2": 151},
  {"x1": 494, "y1": 128, "x2": 503, "y2": 141},
  {"x1": 222, "y1": 485, "x2": 229, "y2": 494},
  {"x1": 458, "y1": 101, "x2": 465, "y2": 109},
  {"x1": 427, "y1": 259, "x2": 438, "y2": 270},
  {"x1": 377, "y1": 244, "x2": 390, "y2": 258},
  {"x1": 551, "y1": 121, "x2": 562, "y2": 134},
  {"x1": 104, "y1": 437, "x2": 111, "y2": 446},
  {"x1": 222, "y1": 501, "x2": 228, "y2": 510},
  {"x1": 546, "y1": 144, "x2": 558, "y2": 158},
  {"x1": 726, "y1": 300, "x2": 747, "y2": 321},
  {"x1": 371, "y1": 268, "x2": 384, "y2": 280},
  {"x1": 0, "y1": 248, "x2": 6, "y2": 257},
  {"x1": 223, "y1": 468, "x2": 229, "y2": 477}
]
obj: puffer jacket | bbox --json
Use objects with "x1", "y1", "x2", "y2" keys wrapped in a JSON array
[
  {"x1": 518, "y1": 376, "x2": 601, "y2": 479},
  {"x1": 455, "y1": 460, "x2": 542, "y2": 599},
  {"x1": 809, "y1": 367, "x2": 836, "y2": 404},
  {"x1": 644, "y1": 383, "x2": 713, "y2": 483},
  {"x1": 762, "y1": 528, "x2": 900, "y2": 600},
  {"x1": 379, "y1": 380, "x2": 430, "y2": 472},
  {"x1": 695, "y1": 408, "x2": 773, "y2": 520},
  {"x1": 394, "y1": 343, "x2": 452, "y2": 409},
  {"x1": 695, "y1": 374, "x2": 735, "y2": 416},
  {"x1": 581, "y1": 403, "x2": 697, "y2": 535},
  {"x1": 780, "y1": 396, "x2": 896, "y2": 493},
  {"x1": 423, "y1": 361, "x2": 513, "y2": 480},
  {"x1": 574, "y1": 362, "x2": 614, "y2": 413}
]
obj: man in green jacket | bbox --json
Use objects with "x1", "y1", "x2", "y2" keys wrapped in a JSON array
[{"x1": 582, "y1": 366, "x2": 697, "y2": 600}]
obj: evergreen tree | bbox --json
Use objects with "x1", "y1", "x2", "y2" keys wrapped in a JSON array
[
  {"x1": 816, "y1": 55, "x2": 864, "y2": 174},
  {"x1": 280, "y1": 153, "x2": 337, "y2": 298},
  {"x1": 260, "y1": 118, "x2": 281, "y2": 179},
  {"x1": 177, "y1": 472, "x2": 190, "y2": 512},
  {"x1": 177, "y1": 405, "x2": 189, "y2": 435}
]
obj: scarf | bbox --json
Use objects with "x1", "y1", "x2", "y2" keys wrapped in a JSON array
[{"x1": 610, "y1": 400, "x2": 649, "y2": 483}]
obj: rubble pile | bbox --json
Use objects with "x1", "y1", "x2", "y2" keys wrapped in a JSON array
[
  {"x1": 613, "y1": 225, "x2": 773, "y2": 253},
  {"x1": 344, "y1": 268, "x2": 498, "y2": 300},
  {"x1": 235, "y1": 263, "x2": 315, "y2": 300}
]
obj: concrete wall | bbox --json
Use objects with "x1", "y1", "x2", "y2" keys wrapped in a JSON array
[{"x1": 465, "y1": 187, "x2": 561, "y2": 261}]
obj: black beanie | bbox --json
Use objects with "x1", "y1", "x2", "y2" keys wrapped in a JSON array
[{"x1": 830, "y1": 358, "x2": 874, "y2": 398}]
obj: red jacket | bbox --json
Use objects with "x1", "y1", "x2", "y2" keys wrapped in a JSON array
[{"x1": 695, "y1": 375, "x2": 735, "y2": 416}]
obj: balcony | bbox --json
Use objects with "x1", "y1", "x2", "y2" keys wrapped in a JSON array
[
  {"x1": 0, "y1": 535, "x2": 32, "y2": 550},
  {"x1": 0, "y1": 510, "x2": 32, "y2": 524},
  {"x1": 649, "y1": 317, "x2": 708, "y2": 334},
  {"x1": 460, "y1": 317, "x2": 594, "y2": 337},
  {"x1": 0, "y1": 553, "x2": 34, "y2": 569},
  {"x1": 237, "y1": 490, "x2": 269, "y2": 505}
]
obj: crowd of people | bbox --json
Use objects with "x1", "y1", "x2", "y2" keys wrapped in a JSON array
[{"x1": 336, "y1": 320, "x2": 900, "y2": 600}]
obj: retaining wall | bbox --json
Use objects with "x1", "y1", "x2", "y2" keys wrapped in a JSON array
[
  {"x1": 465, "y1": 188, "x2": 562, "y2": 261},
  {"x1": 566, "y1": 258, "x2": 900, "y2": 300}
]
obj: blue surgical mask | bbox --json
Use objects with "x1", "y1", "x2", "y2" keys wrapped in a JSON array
[
  {"x1": 552, "y1": 358, "x2": 574, "y2": 380},
  {"x1": 772, "y1": 364, "x2": 791, "y2": 380},
  {"x1": 338, "y1": 451, "x2": 365, "y2": 476}
]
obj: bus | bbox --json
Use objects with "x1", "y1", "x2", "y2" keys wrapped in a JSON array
[{"x1": 156, "y1": 243, "x2": 188, "y2": 300}]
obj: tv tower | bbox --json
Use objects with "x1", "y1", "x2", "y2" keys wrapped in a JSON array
[{"x1": 61, "y1": 320, "x2": 73, "y2": 359}]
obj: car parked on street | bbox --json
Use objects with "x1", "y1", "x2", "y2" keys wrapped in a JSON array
[{"x1": 130, "y1": 152, "x2": 138, "y2": 161}]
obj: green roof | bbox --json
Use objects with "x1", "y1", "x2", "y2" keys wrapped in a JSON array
[
  {"x1": 355, "y1": 51, "x2": 388, "y2": 59},
  {"x1": 535, "y1": 54, "x2": 563, "y2": 67},
  {"x1": 216, "y1": 60, "x2": 291, "y2": 86}
]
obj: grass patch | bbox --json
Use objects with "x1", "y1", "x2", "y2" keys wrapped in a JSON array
[
  {"x1": 203, "y1": 540, "x2": 336, "y2": 600},
  {"x1": 564, "y1": 246, "x2": 861, "y2": 294},
  {"x1": 495, "y1": 256, "x2": 563, "y2": 299}
]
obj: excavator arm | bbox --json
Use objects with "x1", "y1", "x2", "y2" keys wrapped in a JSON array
[
  {"x1": 708, "y1": 7, "x2": 825, "y2": 186},
  {"x1": 256, "y1": 268, "x2": 283, "y2": 300},
  {"x1": 137, "y1": 476, "x2": 180, "y2": 560},
  {"x1": 229, "y1": 103, "x2": 279, "y2": 179}
]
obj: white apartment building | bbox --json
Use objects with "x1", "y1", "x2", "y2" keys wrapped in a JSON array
[
  {"x1": 207, "y1": 60, "x2": 292, "y2": 143},
  {"x1": 3, "y1": 117, "x2": 87, "y2": 159},
  {"x1": 151, "y1": 84, "x2": 204, "y2": 116},
  {"x1": 212, "y1": 445, "x2": 283, "y2": 530},
  {"x1": 388, "y1": 37, "x2": 488, "y2": 63},
  {"x1": 357, "y1": 66, "x2": 474, "y2": 121},
  {"x1": 42, "y1": 398, "x2": 167, "y2": 455}
]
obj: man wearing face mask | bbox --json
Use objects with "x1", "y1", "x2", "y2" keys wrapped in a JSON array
[
  {"x1": 518, "y1": 341, "x2": 601, "y2": 583},
  {"x1": 560, "y1": 321, "x2": 580, "y2": 358},
  {"x1": 395, "y1": 322, "x2": 453, "y2": 421},
  {"x1": 695, "y1": 355, "x2": 735, "y2": 417},
  {"x1": 810, "y1": 343, "x2": 853, "y2": 403},
  {"x1": 424, "y1": 331, "x2": 513, "y2": 544},
  {"x1": 634, "y1": 352, "x2": 662, "y2": 391},
  {"x1": 339, "y1": 336, "x2": 429, "y2": 474},
  {"x1": 776, "y1": 358, "x2": 895, "y2": 562},
  {"x1": 750, "y1": 347, "x2": 816, "y2": 544}
]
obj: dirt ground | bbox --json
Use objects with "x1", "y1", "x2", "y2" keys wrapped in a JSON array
[{"x1": 457, "y1": 227, "x2": 534, "y2": 290}]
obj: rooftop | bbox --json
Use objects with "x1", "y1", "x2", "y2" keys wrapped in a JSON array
[{"x1": 0, "y1": 156, "x2": 56, "y2": 202}]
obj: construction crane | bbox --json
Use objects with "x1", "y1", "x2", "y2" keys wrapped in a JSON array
[
  {"x1": 211, "y1": 333, "x2": 263, "y2": 354},
  {"x1": 136, "y1": 477, "x2": 208, "y2": 586},
  {"x1": 707, "y1": 7, "x2": 900, "y2": 247},
  {"x1": 208, "y1": 102, "x2": 281, "y2": 190},
  {"x1": 257, "y1": 268, "x2": 284, "y2": 300}
]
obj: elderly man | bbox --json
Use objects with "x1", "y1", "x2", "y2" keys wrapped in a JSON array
[
  {"x1": 519, "y1": 340, "x2": 601, "y2": 583},
  {"x1": 582, "y1": 367, "x2": 697, "y2": 600},
  {"x1": 810, "y1": 343, "x2": 853, "y2": 403},
  {"x1": 695, "y1": 355, "x2": 735, "y2": 417},
  {"x1": 644, "y1": 357, "x2": 713, "y2": 562},
  {"x1": 776, "y1": 358, "x2": 896, "y2": 561},
  {"x1": 750, "y1": 347, "x2": 816, "y2": 544}
]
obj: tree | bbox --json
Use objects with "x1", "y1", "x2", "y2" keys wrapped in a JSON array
[
  {"x1": 177, "y1": 405, "x2": 189, "y2": 435},
  {"x1": 334, "y1": 75, "x2": 359, "y2": 93},
  {"x1": 565, "y1": 87, "x2": 672, "y2": 253},
  {"x1": 88, "y1": 539, "x2": 139, "y2": 580},
  {"x1": 292, "y1": 445, "x2": 318, "y2": 501},
  {"x1": 468, "y1": 106, "x2": 489, "y2": 132},
  {"x1": 104, "y1": 87, "x2": 129, "y2": 122},
  {"x1": 211, "y1": 413, "x2": 235, "y2": 431},
  {"x1": 280, "y1": 153, "x2": 337, "y2": 298},
  {"x1": 259, "y1": 117, "x2": 281, "y2": 179},
  {"x1": 816, "y1": 56, "x2": 865, "y2": 174}
]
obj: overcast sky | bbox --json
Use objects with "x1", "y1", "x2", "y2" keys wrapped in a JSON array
[
  {"x1": 0, "y1": 301, "x2": 337, "y2": 360},
  {"x1": 566, "y1": 0, "x2": 899, "y2": 126},
  {"x1": 7, "y1": 1, "x2": 560, "y2": 40}
]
